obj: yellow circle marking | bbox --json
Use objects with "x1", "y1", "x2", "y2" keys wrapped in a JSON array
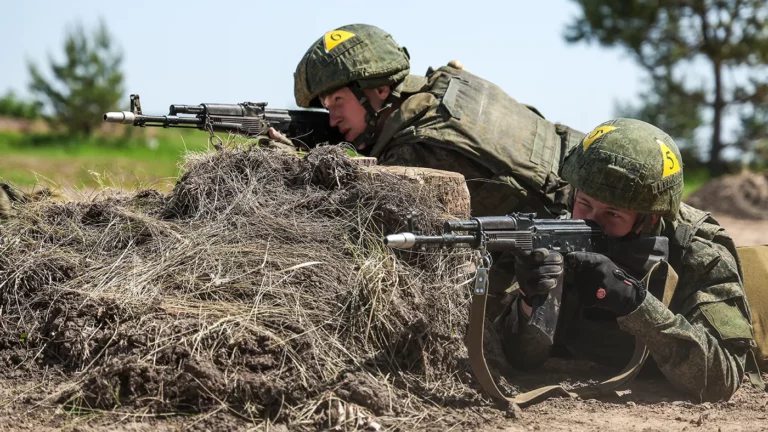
[
  {"x1": 657, "y1": 139, "x2": 681, "y2": 177},
  {"x1": 324, "y1": 30, "x2": 356, "y2": 52},
  {"x1": 583, "y1": 126, "x2": 617, "y2": 150}
]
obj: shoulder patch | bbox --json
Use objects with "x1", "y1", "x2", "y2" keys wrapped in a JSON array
[{"x1": 700, "y1": 301, "x2": 753, "y2": 340}]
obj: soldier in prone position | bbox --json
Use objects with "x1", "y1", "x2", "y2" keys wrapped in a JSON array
[
  {"x1": 278, "y1": 24, "x2": 584, "y2": 314},
  {"x1": 501, "y1": 118, "x2": 755, "y2": 402}
]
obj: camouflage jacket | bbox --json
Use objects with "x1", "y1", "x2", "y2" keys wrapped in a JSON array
[
  {"x1": 368, "y1": 65, "x2": 584, "y2": 218},
  {"x1": 498, "y1": 203, "x2": 754, "y2": 402}
]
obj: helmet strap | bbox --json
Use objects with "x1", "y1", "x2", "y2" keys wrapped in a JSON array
[
  {"x1": 630, "y1": 213, "x2": 661, "y2": 238},
  {"x1": 348, "y1": 83, "x2": 400, "y2": 152}
]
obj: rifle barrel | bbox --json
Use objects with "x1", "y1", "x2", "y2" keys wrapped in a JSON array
[
  {"x1": 103, "y1": 111, "x2": 136, "y2": 124},
  {"x1": 103, "y1": 112, "x2": 203, "y2": 127},
  {"x1": 384, "y1": 233, "x2": 477, "y2": 248}
]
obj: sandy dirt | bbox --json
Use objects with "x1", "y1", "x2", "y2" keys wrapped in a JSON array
[{"x1": 713, "y1": 215, "x2": 768, "y2": 247}]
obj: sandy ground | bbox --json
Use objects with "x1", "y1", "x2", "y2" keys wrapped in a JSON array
[{"x1": 715, "y1": 215, "x2": 768, "y2": 247}]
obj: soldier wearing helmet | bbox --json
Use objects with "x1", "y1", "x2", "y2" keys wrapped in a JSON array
[
  {"x1": 499, "y1": 118, "x2": 755, "y2": 402},
  {"x1": 283, "y1": 24, "x2": 585, "y2": 313}
]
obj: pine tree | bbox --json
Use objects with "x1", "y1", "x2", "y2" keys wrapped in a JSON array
[
  {"x1": 566, "y1": 0, "x2": 768, "y2": 174},
  {"x1": 28, "y1": 19, "x2": 124, "y2": 136}
]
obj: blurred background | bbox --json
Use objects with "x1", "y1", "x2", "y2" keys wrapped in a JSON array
[{"x1": 1, "y1": 0, "x2": 766, "y2": 203}]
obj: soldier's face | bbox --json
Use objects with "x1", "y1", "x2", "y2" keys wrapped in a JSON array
[
  {"x1": 571, "y1": 191, "x2": 639, "y2": 238},
  {"x1": 320, "y1": 86, "x2": 390, "y2": 148}
]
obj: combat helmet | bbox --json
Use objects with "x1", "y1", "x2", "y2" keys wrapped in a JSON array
[
  {"x1": 561, "y1": 118, "x2": 684, "y2": 220},
  {"x1": 294, "y1": 24, "x2": 410, "y2": 147},
  {"x1": 294, "y1": 24, "x2": 410, "y2": 108}
]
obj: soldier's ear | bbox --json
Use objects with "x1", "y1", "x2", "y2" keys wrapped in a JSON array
[{"x1": 374, "y1": 85, "x2": 390, "y2": 100}]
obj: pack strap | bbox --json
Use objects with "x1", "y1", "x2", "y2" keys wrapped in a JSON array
[
  {"x1": 746, "y1": 350, "x2": 766, "y2": 391},
  {"x1": 467, "y1": 261, "x2": 678, "y2": 408},
  {"x1": 674, "y1": 210, "x2": 712, "y2": 251}
]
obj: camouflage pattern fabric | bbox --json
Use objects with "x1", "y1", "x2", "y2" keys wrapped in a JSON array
[
  {"x1": 498, "y1": 202, "x2": 754, "y2": 402},
  {"x1": 361, "y1": 64, "x2": 584, "y2": 310},
  {"x1": 369, "y1": 65, "x2": 584, "y2": 220},
  {"x1": 294, "y1": 24, "x2": 411, "y2": 108},
  {"x1": 561, "y1": 118, "x2": 684, "y2": 219}
]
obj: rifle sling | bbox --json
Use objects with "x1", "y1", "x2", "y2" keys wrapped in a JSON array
[{"x1": 468, "y1": 261, "x2": 678, "y2": 408}]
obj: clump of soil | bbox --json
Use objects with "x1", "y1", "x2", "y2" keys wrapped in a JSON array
[
  {"x1": 0, "y1": 144, "x2": 486, "y2": 430},
  {"x1": 686, "y1": 172, "x2": 768, "y2": 220}
]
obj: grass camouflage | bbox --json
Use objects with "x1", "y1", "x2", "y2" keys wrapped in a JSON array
[{"x1": 0, "y1": 145, "x2": 488, "y2": 430}]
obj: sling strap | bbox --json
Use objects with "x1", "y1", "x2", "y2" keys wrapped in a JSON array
[{"x1": 467, "y1": 261, "x2": 678, "y2": 407}]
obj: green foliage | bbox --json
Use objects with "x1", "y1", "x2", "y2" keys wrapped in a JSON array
[
  {"x1": 28, "y1": 19, "x2": 124, "y2": 136},
  {"x1": 737, "y1": 96, "x2": 768, "y2": 168},
  {"x1": 682, "y1": 165, "x2": 712, "y2": 199},
  {"x1": 566, "y1": 0, "x2": 768, "y2": 174},
  {"x1": 0, "y1": 129, "x2": 209, "y2": 189},
  {"x1": 0, "y1": 90, "x2": 43, "y2": 120},
  {"x1": 615, "y1": 72, "x2": 705, "y2": 151}
]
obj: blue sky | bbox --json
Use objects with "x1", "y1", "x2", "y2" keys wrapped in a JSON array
[{"x1": 2, "y1": 0, "x2": 646, "y2": 133}]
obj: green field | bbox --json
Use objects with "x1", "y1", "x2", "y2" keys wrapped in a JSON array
[
  {"x1": 1, "y1": 128, "x2": 715, "y2": 198},
  {"x1": 0, "y1": 129, "x2": 211, "y2": 193}
]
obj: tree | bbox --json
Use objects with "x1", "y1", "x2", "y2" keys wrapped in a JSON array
[
  {"x1": 28, "y1": 19, "x2": 124, "y2": 136},
  {"x1": 0, "y1": 90, "x2": 43, "y2": 120},
  {"x1": 565, "y1": 0, "x2": 768, "y2": 174}
]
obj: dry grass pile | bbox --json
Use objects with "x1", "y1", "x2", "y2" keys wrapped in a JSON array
[
  {"x1": 686, "y1": 171, "x2": 768, "y2": 220},
  {"x1": 0, "y1": 145, "x2": 486, "y2": 430}
]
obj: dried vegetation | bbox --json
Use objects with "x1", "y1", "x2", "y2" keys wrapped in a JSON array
[{"x1": 0, "y1": 145, "x2": 491, "y2": 430}]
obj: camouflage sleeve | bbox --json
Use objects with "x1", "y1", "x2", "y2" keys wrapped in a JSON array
[
  {"x1": 496, "y1": 293, "x2": 552, "y2": 370},
  {"x1": 617, "y1": 272, "x2": 751, "y2": 402}
]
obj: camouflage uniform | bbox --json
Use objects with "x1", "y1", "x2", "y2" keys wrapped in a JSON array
[
  {"x1": 294, "y1": 24, "x2": 584, "y2": 302},
  {"x1": 296, "y1": 24, "x2": 583, "y2": 219},
  {"x1": 499, "y1": 119, "x2": 754, "y2": 402}
]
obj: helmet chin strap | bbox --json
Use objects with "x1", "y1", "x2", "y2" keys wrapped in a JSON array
[
  {"x1": 629, "y1": 214, "x2": 659, "y2": 238},
  {"x1": 348, "y1": 83, "x2": 400, "y2": 153}
]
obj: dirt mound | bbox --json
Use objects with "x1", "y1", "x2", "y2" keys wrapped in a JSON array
[
  {"x1": 0, "y1": 145, "x2": 489, "y2": 430},
  {"x1": 3, "y1": 146, "x2": 765, "y2": 431},
  {"x1": 686, "y1": 171, "x2": 768, "y2": 220}
]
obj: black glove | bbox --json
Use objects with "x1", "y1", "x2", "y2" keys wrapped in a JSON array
[
  {"x1": 565, "y1": 252, "x2": 647, "y2": 317},
  {"x1": 514, "y1": 248, "x2": 564, "y2": 306}
]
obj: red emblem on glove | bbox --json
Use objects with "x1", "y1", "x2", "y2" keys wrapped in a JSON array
[{"x1": 596, "y1": 288, "x2": 607, "y2": 299}]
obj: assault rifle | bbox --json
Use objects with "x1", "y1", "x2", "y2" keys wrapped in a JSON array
[
  {"x1": 103, "y1": 94, "x2": 343, "y2": 149},
  {"x1": 385, "y1": 213, "x2": 669, "y2": 405}
]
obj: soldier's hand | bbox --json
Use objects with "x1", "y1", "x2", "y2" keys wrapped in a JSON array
[
  {"x1": 565, "y1": 252, "x2": 647, "y2": 316},
  {"x1": 267, "y1": 127, "x2": 293, "y2": 146},
  {"x1": 514, "y1": 248, "x2": 564, "y2": 306}
]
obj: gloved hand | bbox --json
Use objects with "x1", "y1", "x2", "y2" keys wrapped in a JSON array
[
  {"x1": 514, "y1": 248, "x2": 564, "y2": 306},
  {"x1": 565, "y1": 252, "x2": 647, "y2": 317}
]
